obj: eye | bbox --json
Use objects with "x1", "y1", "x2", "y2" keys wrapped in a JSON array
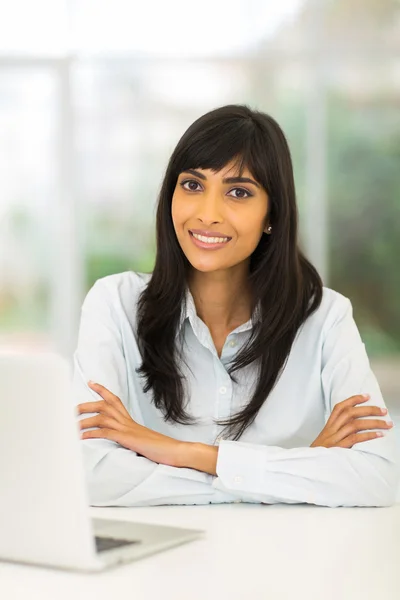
[
  {"x1": 179, "y1": 180, "x2": 253, "y2": 199},
  {"x1": 180, "y1": 179, "x2": 202, "y2": 192},
  {"x1": 227, "y1": 187, "x2": 252, "y2": 199}
]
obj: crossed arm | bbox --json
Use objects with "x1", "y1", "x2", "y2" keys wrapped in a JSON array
[
  {"x1": 78, "y1": 380, "x2": 219, "y2": 475},
  {"x1": 73, "y1": 282, "x2": 399, "y2": 508}
]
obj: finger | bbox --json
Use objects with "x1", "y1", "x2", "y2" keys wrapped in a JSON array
[
  {"x1": 79, "y1": 415, "x2": 123, "y2": 432},
  {"x1": 77, "y1": 401, "x2": 105, "y2": 415},
  {"x1": 352, "y1": 417, "x2": 392, "y2": 431},
  {"x1": 81, "y1": 427, "x2": 120, "y2": 442},
  {"x1": 77, "y1": 402, "x2": 125, "y2": 425},
  {"x1": 335, "y1": 430, "x2": 385, "y2": 448},
  {"x1": 77, "y1": 401, "x2": 123, "y2": 422},
  {"x1": 331, "y1": 405, "x2": 388, "y2": 434},
  {"x1": 88, "y1": 381, "x2": 115, "y2": 401},
  {"x1": 349, "y1": 405, "x2": 388, "y2": 418},
  {"x1": 87, "y1": 381, "x2": 129, "y2": 416},
  {"x1": 338, "y1": 418, "x2": 392, "y2": 440},
  {"x1": 328, "y1": 394, "x2": 370, "y2": 427}
]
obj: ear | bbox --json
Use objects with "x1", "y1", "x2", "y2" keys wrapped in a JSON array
[
  {"x1": 263, "y1": 222, "x2": 272, "y2": 235},
  {"x1": 263, "y1": 214, "x2": 270, "y2": 233}
]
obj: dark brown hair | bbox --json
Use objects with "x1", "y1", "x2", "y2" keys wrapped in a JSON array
[{"x1": 136, "y1": 104, "x2": 323, "y2": 441}]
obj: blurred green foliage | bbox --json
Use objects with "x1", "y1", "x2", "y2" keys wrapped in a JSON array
[
  {"x1": 84, "y1": 208, "x2": 156, "y2": 290},
  {"x1": 86, "y1": 247, "x2": 155, "y2": 290},
  {"x1": 327, "y1": 93, "x2": 400, "y2": 355}
]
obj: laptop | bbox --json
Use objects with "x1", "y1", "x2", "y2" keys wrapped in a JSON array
[{"x1": 0, "y1": 350, "x2": 203, "y2": 572}]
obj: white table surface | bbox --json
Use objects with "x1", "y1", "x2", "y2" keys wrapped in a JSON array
[{"x1": 2, "y1": 502, "x2": 400, "y2": 600}]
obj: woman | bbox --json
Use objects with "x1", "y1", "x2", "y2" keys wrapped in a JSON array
[{"x1": 74, "y1": 104, "x2": 398, "y2": 508}]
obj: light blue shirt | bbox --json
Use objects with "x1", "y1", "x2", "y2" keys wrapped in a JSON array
[{"x1": 73, "y1": 271, "x2": 399, "y2": 507}]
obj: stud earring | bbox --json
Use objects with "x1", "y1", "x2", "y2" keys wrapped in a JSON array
[{"x1": 266, "y1": 226, "x2": 272, "y2": 234}]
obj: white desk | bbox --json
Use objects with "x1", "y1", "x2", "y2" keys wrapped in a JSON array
[{"x1": 2, "y1": 503, "x2": 400, "y2": 600}]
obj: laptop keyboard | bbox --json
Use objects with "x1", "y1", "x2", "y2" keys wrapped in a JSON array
[{"x1": 95, "y1": 536, "x2": 140, "y2": 553}]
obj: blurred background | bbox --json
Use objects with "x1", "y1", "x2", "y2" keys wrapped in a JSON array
[{"x1": 0, "y1": 0, "x2": 399, "y2": 418}]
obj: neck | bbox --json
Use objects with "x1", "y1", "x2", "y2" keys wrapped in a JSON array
[{"x1": 188, "y1": 264, "x2": 253, "y2": 332}]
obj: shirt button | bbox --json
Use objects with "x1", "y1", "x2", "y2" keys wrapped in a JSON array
[
  {"x1": 229, "y1": 339, "x2": 237, "y2": 348},
  {"x1": 233, "y1": 476, "x2": 242, "y2": 484},
  {"x1": 216, "y1": 436, "x2": 224, "y2": 444},
  {"x1": 219, "y1": 386, "x2": 227, "y2": 394}
]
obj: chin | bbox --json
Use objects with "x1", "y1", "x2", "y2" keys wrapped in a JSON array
[
  {"x1": 195, "y1": 266, "x2": 222, "y2": 273},
  {"x1": 180, "y1": 243, "x2": 241, "y2": 273},
  {"x1": 187, "y1": 255, "x2": 236, "y2": 273},
  {"x1": 188, "y1": 261, "x2": 220, "y2": 273}
]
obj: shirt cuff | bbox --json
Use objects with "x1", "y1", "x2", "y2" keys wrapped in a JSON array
[{"x1": 212, "y1": 440, "x2": 278, "y2": 494}]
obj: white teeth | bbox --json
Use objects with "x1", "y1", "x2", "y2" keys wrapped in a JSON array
[{"x1": 192, "y1": 233, "x2": 229, "y2": 244}]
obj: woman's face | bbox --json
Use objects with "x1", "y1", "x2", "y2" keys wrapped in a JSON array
[{"x1": 171, "y1": 161, "x2": 270, "y2": 274}]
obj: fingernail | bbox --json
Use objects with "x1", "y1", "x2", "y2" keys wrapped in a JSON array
[
  {"x1": 88, "y1": 380, "x2": 95, "y2": 385},
  {"x1": 381, "y1": 408, "x2": 388, "y2": 414},
  {"x1": 363, "y1": 394, "x2": 370, "y2": 398}
]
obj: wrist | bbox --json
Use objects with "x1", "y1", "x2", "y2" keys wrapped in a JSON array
[{"x1": 179, "y1": 442, "x2": 219, "y2": 475}]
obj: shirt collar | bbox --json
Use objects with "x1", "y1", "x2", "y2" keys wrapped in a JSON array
[{"x1": 175, "y1": 285, "x2": 261, "y2": 338}]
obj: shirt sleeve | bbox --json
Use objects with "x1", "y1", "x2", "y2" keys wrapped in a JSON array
[
  {"x1": 212, "y1": 297, "x2": 400, "y2": 507},
  {"x1": 73, "y1": 279, "x2": 238, "y2": 507}
]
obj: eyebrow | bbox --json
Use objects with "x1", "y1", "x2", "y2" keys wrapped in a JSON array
[{"x1": 181, "y1": 169, "x2": 261, "y2": 189}]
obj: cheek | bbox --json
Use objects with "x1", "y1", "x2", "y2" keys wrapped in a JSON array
[
  {"x1": 232, "y1": 211, "x2": 263, "y2": 238},
  {"x1": 171, "y1": 194, "x2": 177, "y2": 219},
  {"x1": 230, "y1": 215, "x2": 265, "y2": 252},
  {"x1": 171, "y1": 195, "x2": 189, "y2": 228},
  {"x1": 171, "y1": 198, "x2": 181, "y2": 234}
]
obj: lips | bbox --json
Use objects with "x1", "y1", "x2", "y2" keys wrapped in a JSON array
[
  {"x1": 189, "y1": 231, "x2": 231, "y2": 250},
  {"x1": 189, "y1": 229, "x2": 232, "y2": 239}
]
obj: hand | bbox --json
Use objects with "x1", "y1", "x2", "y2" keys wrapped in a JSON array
[
  {"x1": 310, "y1": 394, "x2": 394, "y2": 449},
  {"x1": 77, "y1": 381, "x2": 186, "y2": 468}
]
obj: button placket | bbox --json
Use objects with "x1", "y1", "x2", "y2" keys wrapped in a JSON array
[{"x1": 215, "y1": 360, "x2": 232, "y2": 447}]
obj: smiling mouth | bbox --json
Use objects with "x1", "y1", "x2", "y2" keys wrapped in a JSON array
[{"x1": 189, "y1": 231, "x2": 232, "y2": 250}]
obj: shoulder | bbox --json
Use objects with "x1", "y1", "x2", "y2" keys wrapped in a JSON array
[
  {"x1": 91, "y1": 270, "x2": 152, "y2": 297},
  {"x1": 303, "y1": 286, "x2": 353, "y2": 337},
  {"x1": 82, "y1": 270, "x2": 152, "y2": 312},
  {"x1": 320, "y1": 286, "x2": 352, "y2": 317}
]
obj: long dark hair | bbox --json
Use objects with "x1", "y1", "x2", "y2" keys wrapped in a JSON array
[{"x1": 136, "y1": 104, "x2": 323, "y2": 441}]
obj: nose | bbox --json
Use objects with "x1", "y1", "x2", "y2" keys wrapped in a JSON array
[{"x1": 196, "y1": 190, "x2": 223, "y2": 225}]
